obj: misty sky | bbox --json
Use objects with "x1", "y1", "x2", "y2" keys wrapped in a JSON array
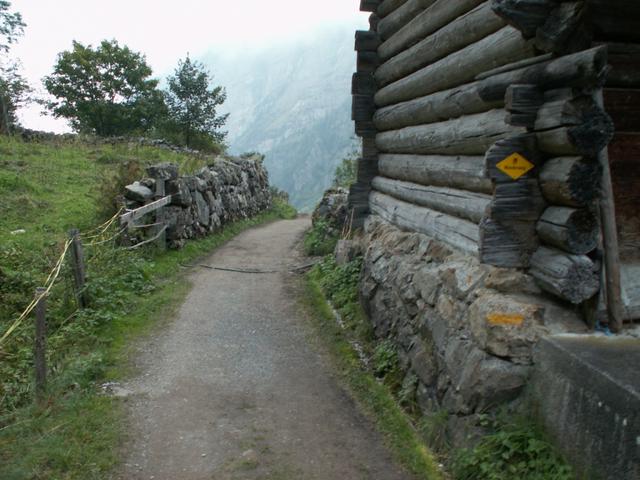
[{"x1": 9, "y1": 0, "x2": 368, "y2": 132}]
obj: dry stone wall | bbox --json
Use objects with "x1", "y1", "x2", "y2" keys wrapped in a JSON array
[
  {"x1": 124, "y1": 155, "x2": 271, "y2": 249},
  {"x1": 359, "y1": 216, "x2": 588, "y2": 446}
]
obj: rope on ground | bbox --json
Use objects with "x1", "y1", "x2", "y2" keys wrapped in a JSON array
[
  {"x1": 179, "y1": 261, "x2": 318, "y2": 274},
  {"x1": 0, "y1": 239, "x2": 72, "y2": 345}
]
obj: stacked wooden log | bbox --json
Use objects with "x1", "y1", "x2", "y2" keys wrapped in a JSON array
[{"x1": 351, "y1": 0, "x2": 634, "y2": 306}]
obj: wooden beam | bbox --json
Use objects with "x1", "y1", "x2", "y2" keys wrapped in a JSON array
[
  {"x1": 376, "y1": 109, "x2": 524, "y2": 155},
  {"x1": 378, "y1": 0, "x2": 437, "y2": 41},
  {"x1": 352, "y1": 94, "x2": 376, "y2": 122},
  {"x1": 370, "y1": 191, "x2": 480, "y2": 254},
  {"x1": 372, "y1": 176, "x2": 491, "y2": 223},
  {"x1": 536, "y1": 1, "x2": 591, "y2": 54},
  {"x1": 539, "y1": 157, "x2": 602, "y2": 207},
  {"x1": 376, "y1": 2, "x2": 505, "y2": 86},
  {"x1": 120, "y1": 196, "x2": 172, "y2": 225},
  {"x1": 530, "y1": 246, "x2": 600, "y2": 304},
  {"x1": 374, "y1": 47, "x2": 608, "y2": 131},
  {"x1": 357, "y1": 51, "x2": 380, "y2": 73},
  {"x1": 505, "y1": 84, "x2": 543, "y2": 128},
  {"x1": 378, "y1": 0, "x2": 485, "y2": 62},
  {"x1": 378, "y1": 0, "x2": 409, "y2": 18},
  {"x1": 355, "y1": 30, "x2": 381, "y2": 52},
  {"x1": 375, "y1": 26, "x2": 536, "y2": 107},
  {"x1": 480, "y1": 218, "x2": 538, "y2": 268},
  {"x1": 490, "y1": 0, "x2": 555, "y2": 38},
  {"x1": 360, "y1": 0, "x2": 382, "y2": 13},
  {"x1": 352, "y1": 72, "x2": 377, "y2": 95},
  {"x1": 378, "y1": 154, "x2": 493, "y2": 193},
  {"x1": 537, "y1": 207, "x2": 599, "y2": 255},
  {"x1": 594, "y1": 89, "x2": 624, "y2": 332}
]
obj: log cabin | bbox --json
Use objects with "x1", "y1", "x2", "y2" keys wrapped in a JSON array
[{"x1": 351, "y1": 0, "x2": 640, "y2": 332}]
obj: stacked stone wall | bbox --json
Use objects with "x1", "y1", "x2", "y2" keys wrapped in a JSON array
[{"x1": 360, "y1": 216, "x2": 588, "y2": 446}]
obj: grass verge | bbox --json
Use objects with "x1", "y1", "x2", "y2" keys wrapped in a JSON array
[
  {"x1": 303, "y1": 257, "x2": 443, "y2": 480},
  {"x1": 0, "y1": 206, "x2": 294, "y2": 480}
]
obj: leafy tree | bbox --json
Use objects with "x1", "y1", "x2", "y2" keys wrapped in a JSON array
[
  {"x1": 0, "y1": 60, "x2": 30, "y2": 133},
  {"x1": 164, "y1": 56, "x2": 228, "y2": 148},
  {"x1": 0, "y1": 1, "x2": 24, "y2": 53},
  {"x1": 43, "y1": 40, "x2": 165, "y2": 136},
  {"x1": 0, "y1": 1, "x2": 28, "y2": 133}
]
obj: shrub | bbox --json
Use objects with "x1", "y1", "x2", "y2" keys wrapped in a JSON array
[
  {"x1": 452, "y1": 418, "x2": 574, "y2": 480},
  {"x1": 303, "y1": 219, "x2": 338, "y2": 256}
]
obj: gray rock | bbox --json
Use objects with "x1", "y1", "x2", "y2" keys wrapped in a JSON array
[{"x1": 125, "y1": 182, "x2": 153, "y2": 202}]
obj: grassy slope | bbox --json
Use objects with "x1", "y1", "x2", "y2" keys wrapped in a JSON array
[{"x1": 0, "y1": 136, "x2": 294, "y2": 479}]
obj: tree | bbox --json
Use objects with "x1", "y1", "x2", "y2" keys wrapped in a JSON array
[
  {"x1": 0, "y1": 1, "x2": 28, "y2": 133},
  {"x1": 0, "y1": 60, "x2": 30, "y2": 133},
  {"x1": 0, "y1": 1, "x2": 24, "y2": 53},
  {"x1": 43, "y1": 40, "x2": 165, "y2": 136},
  {"x1": 164, "y1": 56, "x2": 228, "y2": 148},
  {"x1": 333, "y1": 150, "x2": 358, "y2": 188}
]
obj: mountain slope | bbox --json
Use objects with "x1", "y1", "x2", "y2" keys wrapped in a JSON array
[{"x1": 201, "y1": 26, "x2": 360, "y2": 211}]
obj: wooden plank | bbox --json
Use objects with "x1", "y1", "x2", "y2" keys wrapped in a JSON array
[
  {"x1": 374, "y1": 47, "x2": 608, "y2": 131},
  {"x1": 376, "y1": 2, "x2": 504, "y2": 86},
  {"x1": 68, "y1": 229, "x2": 88, "y2": 308},
  {"x1": 378, "y1": 0, "x2": 485, "y2": 62},
  {"x1": 378, "y1": 0, "x2": 437, "y2": 41},
  {"x1": 379, "y1": 154, "x2": 493, "y2": 193},
  {"x1": 120, "y1": 196, "x2": 172, "y2": 225},
  {"x1": 376, "y1": 109, "x2": 524, "y2": 155},
  {"x1": 375, "y1": 26, "x2": 536, "y2": 107},
  {"x1": 608, "y1": 133, "x2": 640, "y2": 263},
  {"x1": 372, "y1": 176, "x2": 491, "y2": 223},
  {"x1": 370, "y1": 191, "x2": 480, "y2": 254},
  {"x1": 480, "y1": 218, "x2": 538, "y2": 268}
]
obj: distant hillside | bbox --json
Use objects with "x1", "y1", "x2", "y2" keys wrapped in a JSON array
[{"x1": 200, "y1": 26, "x2": 359, "y2": 211}]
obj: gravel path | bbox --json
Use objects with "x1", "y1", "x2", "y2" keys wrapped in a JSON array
[{"x1": 117, "y1": 217, "x2": 413, "y2": 480}]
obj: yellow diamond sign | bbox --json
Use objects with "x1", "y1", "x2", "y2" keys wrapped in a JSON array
[{"x1": 496, "y1": 153, "x2": 534, "y2": 180}]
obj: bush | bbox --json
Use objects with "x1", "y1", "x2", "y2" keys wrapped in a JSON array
[
  {"x1": 97, "y1": 159, "x2": 143, "y2": 218},
  {"x1": 452, "y1": 417, "x2": 574, "y2": 480},
  {"x1": 303, "y1": 219, "x2": 339, "y2": 256}
]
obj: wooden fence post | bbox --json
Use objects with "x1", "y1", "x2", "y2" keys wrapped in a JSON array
[
  {"x1": 68, "y1": 228, "x2": 88, "y2": 308},
  {"x1": 154, "y1": 177, "x2": 167, "y2": 251},
  {"x1": 34, "y1": 287, "x2": 47, "y2": 404}
]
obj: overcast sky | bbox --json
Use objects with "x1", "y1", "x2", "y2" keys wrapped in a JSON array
[{"x1": 9, "y1": 0, "x2": 368, "y2": 132}]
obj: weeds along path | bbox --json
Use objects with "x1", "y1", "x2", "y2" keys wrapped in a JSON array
[{"x1": 118, "y1": 217, "x2": 413, "y2": 480}]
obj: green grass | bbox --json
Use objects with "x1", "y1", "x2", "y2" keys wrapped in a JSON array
[
  {"x1": 303, "y1": 219, "x2": 339, "y2": 256},
  {"x1": 303, "y1": 258, "x2": 443, "y2": 480},
  {"x1": 0, "y1": 135, "x2": 296, "y2": 479}
]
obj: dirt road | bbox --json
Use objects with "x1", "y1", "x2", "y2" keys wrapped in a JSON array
[{"x1": 118, "y1": 217, "x2": 413, "y2": 480}]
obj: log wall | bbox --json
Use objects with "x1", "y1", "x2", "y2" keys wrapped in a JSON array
[{"x1": 351, "y1": 0, "x2": 637, "y2": 311}]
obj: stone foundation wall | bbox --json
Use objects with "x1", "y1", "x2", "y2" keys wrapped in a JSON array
[
  {"x1": 124, "y1": 155, "x2": 271, "y2": 249},
  {"x1": 360, "y1": 216, "x2": 588, "y2": 446}
]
